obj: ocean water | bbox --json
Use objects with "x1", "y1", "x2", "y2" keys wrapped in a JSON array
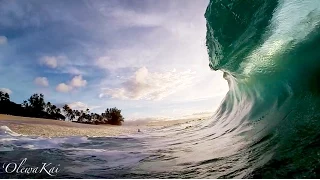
[{"x1": 1, "y1": 0, "x2": 320, "y2": 178}]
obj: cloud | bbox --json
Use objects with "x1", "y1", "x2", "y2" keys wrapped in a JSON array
[
  {"x1": 56, "y1": 83, "x2": 73, "y2": 93},
  {"x1": 34, "y1": 77, "x2": 49, "y2": 87},
  {"x1": 0, "y1": 0, "x2": 228, "y2": 119},
  {"x1": 56, "y1": 75, "x2": 87, "y2": 93},
  {"x1": 92, "y1": 1, "x2": 209, "y2": 73},
  {"x1": 62, "y1": 67, "x2": 86, "y2": 75},
  {"x1": 68, "y1": 101, "x2": 100, "y2": 111},
  {"x1": 100, "y1": 67, "x2": 195, "y2": 100},
  {"x1": 40, "y1": 56, "x2": 58, "y2": 68},
  {"x1": 94, "y1": 47, "x2": 157, "y2": 71},
  {"x1": 70, "y1": 75, "x2": 87, "y2": 87},
  {"x1": 39, "y1": 55, "x2": 88, "y2": 75},
  {"x1": 0, "y1": 88, "x2": 12, "y2": 94},
  {"x1": 39, "y1": 55, "x2": 67, "y2": 69},
  {"x1": 0, "y1": 36, "x2": 7, "y2": 45},
  {"x1": 108, "y1": 9, "x2": 164, "y2": 28}
]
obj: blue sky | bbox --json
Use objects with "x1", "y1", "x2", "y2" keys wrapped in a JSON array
[{"x1": 0, "y1": 0, "x2": 228, "y2": 120}]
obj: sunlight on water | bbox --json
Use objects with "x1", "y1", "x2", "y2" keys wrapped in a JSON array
[{"x1": 243, "y1": 0, "x2": 320, "y2": 76}]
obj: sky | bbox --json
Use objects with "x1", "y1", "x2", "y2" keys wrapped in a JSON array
[{"x1": 0, "y1": 0, "x2": 228, "y2": 120}]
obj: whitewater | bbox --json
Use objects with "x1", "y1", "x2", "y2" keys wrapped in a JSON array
[{"x1": 1, "y1": 0, "x2": 320, "y2": 178}]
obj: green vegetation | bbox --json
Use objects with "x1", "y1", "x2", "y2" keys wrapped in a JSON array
[
  {"x1": 62, "y1": 105, "x2": 124, "y2": 125},
  {"x1": 0, "y1": 91, "x2": 124, "y2": 125}
]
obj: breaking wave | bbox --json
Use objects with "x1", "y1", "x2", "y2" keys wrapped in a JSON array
[{"x1": 1, "y1": 0, "x2": 320, "y2": 178}]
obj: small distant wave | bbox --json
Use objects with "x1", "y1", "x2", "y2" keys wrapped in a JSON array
[
  {"x1": 0, "y1": 126, "x2": 93, "y2": 152},
  {"x1": 0, "y1": 126, "x2": 22, "y2": 137}
]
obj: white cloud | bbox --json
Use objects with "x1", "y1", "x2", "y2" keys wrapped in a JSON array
[
  {"x1": 95, "y1": 50, "x2": 148, "y2": 71},
  {"x1": 56, "y1": 83, "x2": 73, "y2": 93},
  {"x1": 39, "y1": 55, "x2": 88, "y2": 75},
  {"x1": 109, "y1": 9, "x2": 165, "y2": 27},
  {"x1": 56, "y1": 75, "x2": 87, "y2": 93},
  {"x1": 34, "y1": 77, "x2": 49, "y2": 87},
  {"x1": 0, "y1": 1, "x2": 228, "y2": 119},
  {"x1": 95, "y1": 56, "x2": 111, "y2": 70},
  {"x1": 92, "y1": 1, "x2": 229, "y2": 109},
  {"x1": 0, "y1": 88, "x2": 12, "y2": 94},
  {"x1": 100, "y1": 67, "x2": 195, "y2": 100},
  {"x1": 93, "y1": 1, "x2": 209, "y2": 73},
  {"x1": 0, "y1": 36, "x2": 7, "y2": 45},
  {"x1": 68, "y1": 101, "x2": 100, "y2": 111},
  {"x1": 70, "y1": 75, "x2": 87, "y2": 87},
  {"x1": 39, "y1": 55, "x2": 67, "y2": 69},
  {"x1": 63, "y1": 67, "x2": 86, "y2": 75}
]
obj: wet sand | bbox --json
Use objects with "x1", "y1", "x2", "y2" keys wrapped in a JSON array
[{"x1": 0, "y1": 114, "x2": 206, "y2": 137}]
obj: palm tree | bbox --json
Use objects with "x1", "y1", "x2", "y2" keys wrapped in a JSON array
[
  {"x1": 51, "y1": 105, "x2": 57, "y2": 116},
  {"x1": 46, "y1": 102, "x2": 52, "y2": 115},
  {"x1": 22, "y1": 100, "x2": 29, "y2": 108},
  {"x1": 72, "y1": 109, "x2": 79, "y2": 121},
  {"x1": 77, "y1": 110, "x2": 85, "y2": 122},
  {"x1": 28, "y1": 93, "x2": 46, "y2": 117},
  {"x1": 56, "y1": 108, "x2": 61, "y2": 114},
  {"x1": 4, "y1": 93, "x2": 10, "y2": 101},
  {"x1": 0, "y1": 91, "x2": 10, "y2": 102},
  {"x1": 63, "y1": 104, "x2": 70, "y2": 114},
  {"x1": 69, "y1": 109, "x2": 75, "y2": 121},
  {"x1": 63, "y1": 104, "x2": 75, "y2": 121}
]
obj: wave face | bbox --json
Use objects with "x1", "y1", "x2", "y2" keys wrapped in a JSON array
[
  {"x1": 205, "y1": 0, "x2": 320, "y2": 178},
  {"x1": 1, "y1": 0, "x2": 320, "y2": 178}
]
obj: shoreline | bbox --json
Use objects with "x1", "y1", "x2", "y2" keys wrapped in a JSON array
[{"x1": 0, "y1": 114, "x2": 206, "y2": 137}]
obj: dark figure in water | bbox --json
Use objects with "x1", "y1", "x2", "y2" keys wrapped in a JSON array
[{"x1": 138, "y1": 129, "x2": 141, "y2": 132}]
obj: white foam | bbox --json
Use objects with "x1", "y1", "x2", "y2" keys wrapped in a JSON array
[
  {"x1": 0, "y1": 125, "x2": 22, "y2": 136},
  {"x1": 0, "y1": 125, "x2": 145, "y2": 170},
  {"x1": 0, "y1": 125, "x2": 148, "y2": 173},
  {"x1": 0, "y1": 125, "x2": 91, "y2": 151}
]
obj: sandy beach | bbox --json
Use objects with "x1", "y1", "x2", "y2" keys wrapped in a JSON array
[{"x1": 0, "y1": 114, "x2": 205, "y2": 137}]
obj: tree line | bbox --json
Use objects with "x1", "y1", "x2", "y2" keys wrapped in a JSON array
[{"x1": 0, "y1": 91, "x2": 124, "y2": 125}]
